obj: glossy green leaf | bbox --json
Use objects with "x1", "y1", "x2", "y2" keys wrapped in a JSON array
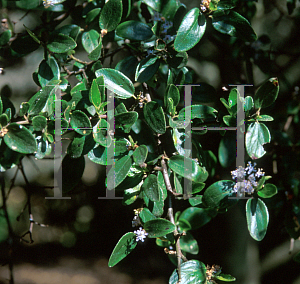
[
  {"x1": 215, "y1": 273, "x2": 236, "y2": 281},
  {"x1": 93, "y1": 119, "x2": 111, "y2": 147},
  {"x1": 90, "y1": 79, "x2": 101, "y2": 110},
  {"x1": 115, "y1": 56, "x2": 139, "y2": 80},
  {"x1": 142, "y1": 0, "x2": 161, "y2": 11},
  {"x1": 246, "y1": 198, "x2": 269, "y2": 241},
  {"x1": 0, "y1": 30, "x2": 12, "y2": 46},
  {"x1": 67, "y1": 135, "x2": 85, "y2": 158},
  {"x1": 38, "y1": 56, "x2": 60, "y2": 87},
  {"x1": 168, "y1": 155, "x2": 208, "y2": 183},
  {"x1": 47, "y1": 34, "x2": 77, "y2": 53},
  {"x1": 82, "y1": 30, "x2": 100, "y2": 53},
  {"x1": 95, "y1": 68, "x2": 134, "y2": 99},
  {"x1": 88, "y1": 39, "x2": 102, "y2": 61},
  {"x1": 35, "y1": 135, "x2": 51, "y2": 160},
  {"x1": 202, "y1": 180, "x2": 235, "y2": 209},
  {"x1": 32, "y1": 115, "x2": 47, "y2": 131},
  {"x1": 143, "y1": 101, "x2": 166, "y2": 134},
  {"x1": 257, "y1": 183, "x2": 277, "y2": 198},
  {"x1": 157, "y1": 171, "x2": 167, "y2": 201},
  {"x1": 178, "y1": 105, "x2": 217, "y2": 121},
  {"x1": 116, "y1": 20, "x2": 154, "y2": 41},
  {"x1": 135, "y1": 55, "x2": 160, "y2": 83},
  {"x1": 142, "y1": 174, "x2": 160, "y2": 202},
  {"x1": 24, "y1": 25, "x2": 40, "y2": 44},
  {"x1": 244, "y1": 96, "x2": 254, "y2": 112},
  {"x1": 165, "y1": 84, "x2": 180, "y2": 107},
  {"x1": 254, "y1": 77, "x2": 279, "y2": 109},
  {"x1": 54, "y1": 24, "x2": 81, "y2": 41},
  {"x1": 217, "y1": 0, "x2": 237, "y2": 10},
  {"x1": 123, "y1": 185, "x2": 141, "y2": 205},
  {"x1": 169, "y1": 260, "x2": 207, "y2": 284},
  {"x1": 218, "y1": 132, "x2": 236, "y2": 167},
  {"x1": 85, "y1": 8, "x2": 101, "y2": 24},
  {"x1": 107, "y1": 155, "x2": 133, "y2": 190},
  {"x1": 144, "y1": 218, "x2": 176, "y2": 238},
  {"x1": 174, "y1": 8, "x2": 206, "y2": 52},
  {"x1": 115, "y1": 111, "x2": 138, "y2": 131},
  {"x1": 246, "y1": 122, "x2": 270, "y2": 160},
  {"x1": 0, "y1": 114, "x2": 8, "y2": 128},
  {"x1": 139, "y1": 207, "x2": 156, "y2": 224},
  {"x1": 161, "y1": 0, "x2": 181, "y2": 21},
  {"x1": 133, "y1": 145, "x2": 148, "y2": 165},
  {"x1": 99, "y1": 0, "x2": 122, "y2": 32},
  {"x1": 16, "y1": 0, "x2": 39, "y2": 9},
  {"x1": 108, "y1": 232, "x2": 137, "y2": 267},
  {"x1": 4, "y1": 123, "x2": 37, "y2": 154},
  {"x1": 211, "y1": 10, "x2": 257, "y2": 42},
  {"x1": 88, "y1": 144, "x2": 112, "y2": 165},
  {"x1": 178, "y1": 207, "x2": 214, "y2": 230},
  {"x1": 167, "y1": 50, "x2": 188, "y2": 69},
  {"x1": 70, "y1": 110, "x2": 92, "y2": 136},
  {"x1": 180, "y1": 232, "x2": 199, "y2": 255}
]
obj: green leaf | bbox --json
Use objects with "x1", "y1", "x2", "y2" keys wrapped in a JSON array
[
  {"x1": 95, "y1": 68, "x2": 134, "y2": 99},
  {"x1": 139, "y1": 207, "x2": 156, "y2": 224},
  {"x1": 211, "y1": 10, "x2": 257, "y2": 42},
  {"x1": 54, "y1": 24, "x2": 81, "y2": 41},
  {"x1": 99, "y1": 0, "x2": 122, "y2": 32},
  {"x1": 0, "y1": 30, "x2": 12, "y2": 46},
  {"x1": 165, "y1": 84, "x2": 180, "y2": 107},
  {"x1": 142, "y1": 174, "x2": 160, "y2": 202},
  {"x1": 93, "y1": 119, "x2": 112, "y2": 147},
  {"x1": 257, "y1": 183, "x2": 277, "y2": 198},
  {"x1": 38, "y1": 56, "x2": 60, "y2": 87},
  {"x1": 11, "y1": 35, "x2": 40, "y2": 55},
  {"x1": 167, "y1": 50, "x2": 188, "y2": 69},
  {"x1": 0, "y1": 96, "x2": 2, "y2": 115},
  {"x1": 246, "y1": 198, "x2": 269, "y2": 241},
  {"x1": 24, "y1": 25, "x2": 40, "y2": 44},
  {"x1": 215, "y1": 273, "x2": 236, "y2": 281},
  {"x1": 202, "y1": 180, "x2": 235, "y2": 209},
  {"x1": 143, "y1": 101, "x2": 166, "y2": 134},
  {"x1": 47, "y1": 34, "x2": 77, "y2": 53},
  {"x1": 32, "y1": 115, "x2": 47, "y2": 131},
  {"x1": 218, "y1": 132, "x2": 236, "y2": 167},
  {"x1": 168, "y1": 155, "x2": 208, "y2": 183},
  {"x1": 4, "y1": 123, "x2": 37, "y2": 154},
  {"x1": 169, "y1": 260, "x2": 207, "y2": 284},
  {"x1": 90, "y1": 79, "x2": 101, "y2": 110},
  {"x1": 133, "y1": 145, "x2": 148, "y2": 165},
  {"x1": 70, "y1": 110, "x2": 92, "y2": 136},
  {"x1": 88, "y1": 39, "x2": 102, "y2": 61},
  {"x1": 88, "y1": 144, "x2": 112, "y2": 165},
  {"x1": 244, "y1": 96, "x2": 254, "y2": 112},
  {"x1": 144, "y1": 218, "x2": 176, "y2": 238},
  {"x1": 82, "y1": 29, "x2": 100, "y2": 53},
  {"x1": 67, "y1": 135, "x2": 85, "y2": 158},
  {"x1": 0, "y1": 114, "x2": 8, "y2": 128},
  {"x1": 178, "y1": 207, "x2": 214, "y2": 230},
  {"x1": 246, "y1": 122, "x2": 270, "y2": 160},
  {"x1": 123, "y1": 185, "x2": 141, "y2": 205},
  {"x1": 178, "y1": 105, "x2": 217, "y2": 121},
  {"x1": 116, "y1": 20, "x2": 154, "y2": 41},
  {"x1": 35, "y1": 135, "x2": 51, "y2": 160},
  {"x1": 108, "y1": 232, "x2": 137, "y2": 267},
  {"x1": 142, "y1": 0, "x2": 161, "y2": 11},
  {"x1": 135, "y1": 55, "x2": 160, "y2": 83},
  {"x1": 157, "y1": 171, "x2": 167, "y2": 200},
  {"x1": 180, "y1": 232, "x2": 199, "y2": 254},
  {"x1": 16, "y1": 0, "x2": 39, "y2": 9},
  {"x1": 115, "y1": 56, "x2": 139, "y2": 80},
  {"x1": 115, "y1": 112, "x2": 138, "y2": 131},
  {"x1": 254, "y1": 78, "x2": 279, "y2": 109},
  {"x1": 107, "y1": 155, "x2": 133, "y2": 190},
  {"x1": 85, "y1": 8, "x2": 101, "y2": 24},
  {"x1": 174, "y1": 8, "x2": 206, "y2": 52}
]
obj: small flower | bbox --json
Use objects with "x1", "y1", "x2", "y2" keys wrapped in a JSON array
[
  {"x1": 231, "y1": 166, "x2": 245, "y2": 180},
  {"x1": 43, "y1": 0, "x2": 54, "y2": 8},
  {"x1": 153, "y1": 11, "x2": 162, "y2": 21},
  {"x1": 132, "y1": 215, "x2": 141, "y2": 227},
  {"x1": 134, "y1": 227, "x2": 148, "y2": 242},
  {"x1": 147, "y1": 49, "x2": 154, "y2": 56},
  {"x1": 245, "y1": 161, "x2": 257, "y2": 175},
  {"x1": 255, "y1": 168, "x2": 265, "y2": 178}
]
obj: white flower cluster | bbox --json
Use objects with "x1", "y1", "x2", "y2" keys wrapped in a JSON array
[
  {"x1": 134, "y1": 227, "x2": 148, "y2": 242},
  {"x1": 43, "y1": 0, "x2": 54, "y2": 8},
  {"x1": 231, "y1": 162, "x2": 265, "y2": 194}
]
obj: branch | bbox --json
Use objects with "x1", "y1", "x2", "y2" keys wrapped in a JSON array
[{"x1": 161, "y1": 159, "x2": 181, "y2": 196}]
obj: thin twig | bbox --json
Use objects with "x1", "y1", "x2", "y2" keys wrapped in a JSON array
[{"x1": 161, "y1": 159, "x2": 181, "y2": 196}]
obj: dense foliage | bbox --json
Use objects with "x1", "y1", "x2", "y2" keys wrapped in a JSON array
[{"x1": 1, "y1": 0, "x2": 300, "y2": 283}]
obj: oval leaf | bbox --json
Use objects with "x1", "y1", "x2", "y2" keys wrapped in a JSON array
[
  {"x1": 95, "y1": 68, "x2": 134, "y2": 99},
  {"x1": 212, "y1": 10, "x2": 257, "y2": 42},
  {"x1": 4, "y1": 123, "x2": 37, "y2": 154},
  {"x1": 47, "y1": 34, "x2": 77, "y2": 53},
  {"x1": 257, "y1": 183, "x2": 277, "y2": 198},
  {"x1": 143, "y1": 101, "x2": 166, "y2": 134},
  {"x1": 168, "y1": 155, "x2": 208, "y2": 183},
  {"x1": 99, "y1": 0, "x2": 122, "y2": 32},
  {"x1": 144, "y1": 218, "x2": 176, "y2": 238},
  {"x1": 169, "y1": 260, "x2": 207, "y2": 284},
  {"x1": 142, "y1": 174, "x2": 160, "y2": 202},
  {"x1": 70, "y1": 110, "x2": 92, "y2": 136},
  {"x1": 135, "y1": 55, "x2": 160, "y2": 83},
  {"x1": 38, "y1": 56, "x2": 60, "y2": 87},
  {"x1": 116, "y1": 20, "x2": 154, "y2": 41},
  {"x1": 82, "y1": 29, "x2": 100, "y2": 53},
  {"x1": 246, "y1": 198, "x2": 269, "y2": 241},
  {"x1": 133, "y1": 145, "x2": 148, "y2": 165},
  {"x1": 108, "y1": 232, "x2": 137, "y2": 267},
  {"x1": 174, "y1": 8, "x2": 206, "y2": 52},
  {"x1": 254, "y1": 77, "x2": 279, "y2": 109},
  {"x1": 246, "y1": 122, "x2": 270, "y2": 160}
]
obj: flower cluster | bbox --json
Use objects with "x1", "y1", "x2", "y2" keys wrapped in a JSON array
[
  {"x1": 152, "y1": 11, "x2": 176, "y2": 44},
  {"x1": 43, "y1": 0, "x2": 55, "y2": 8},
  {"x1": 231, "y1": 162, "x2": 265, "y2": 194},
  {"x1": 134, "y1": 227, "x2": 148, "y2": 242},
  {"x1": 206, "y1": 264, "x2": 221, "y2": 284}
]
